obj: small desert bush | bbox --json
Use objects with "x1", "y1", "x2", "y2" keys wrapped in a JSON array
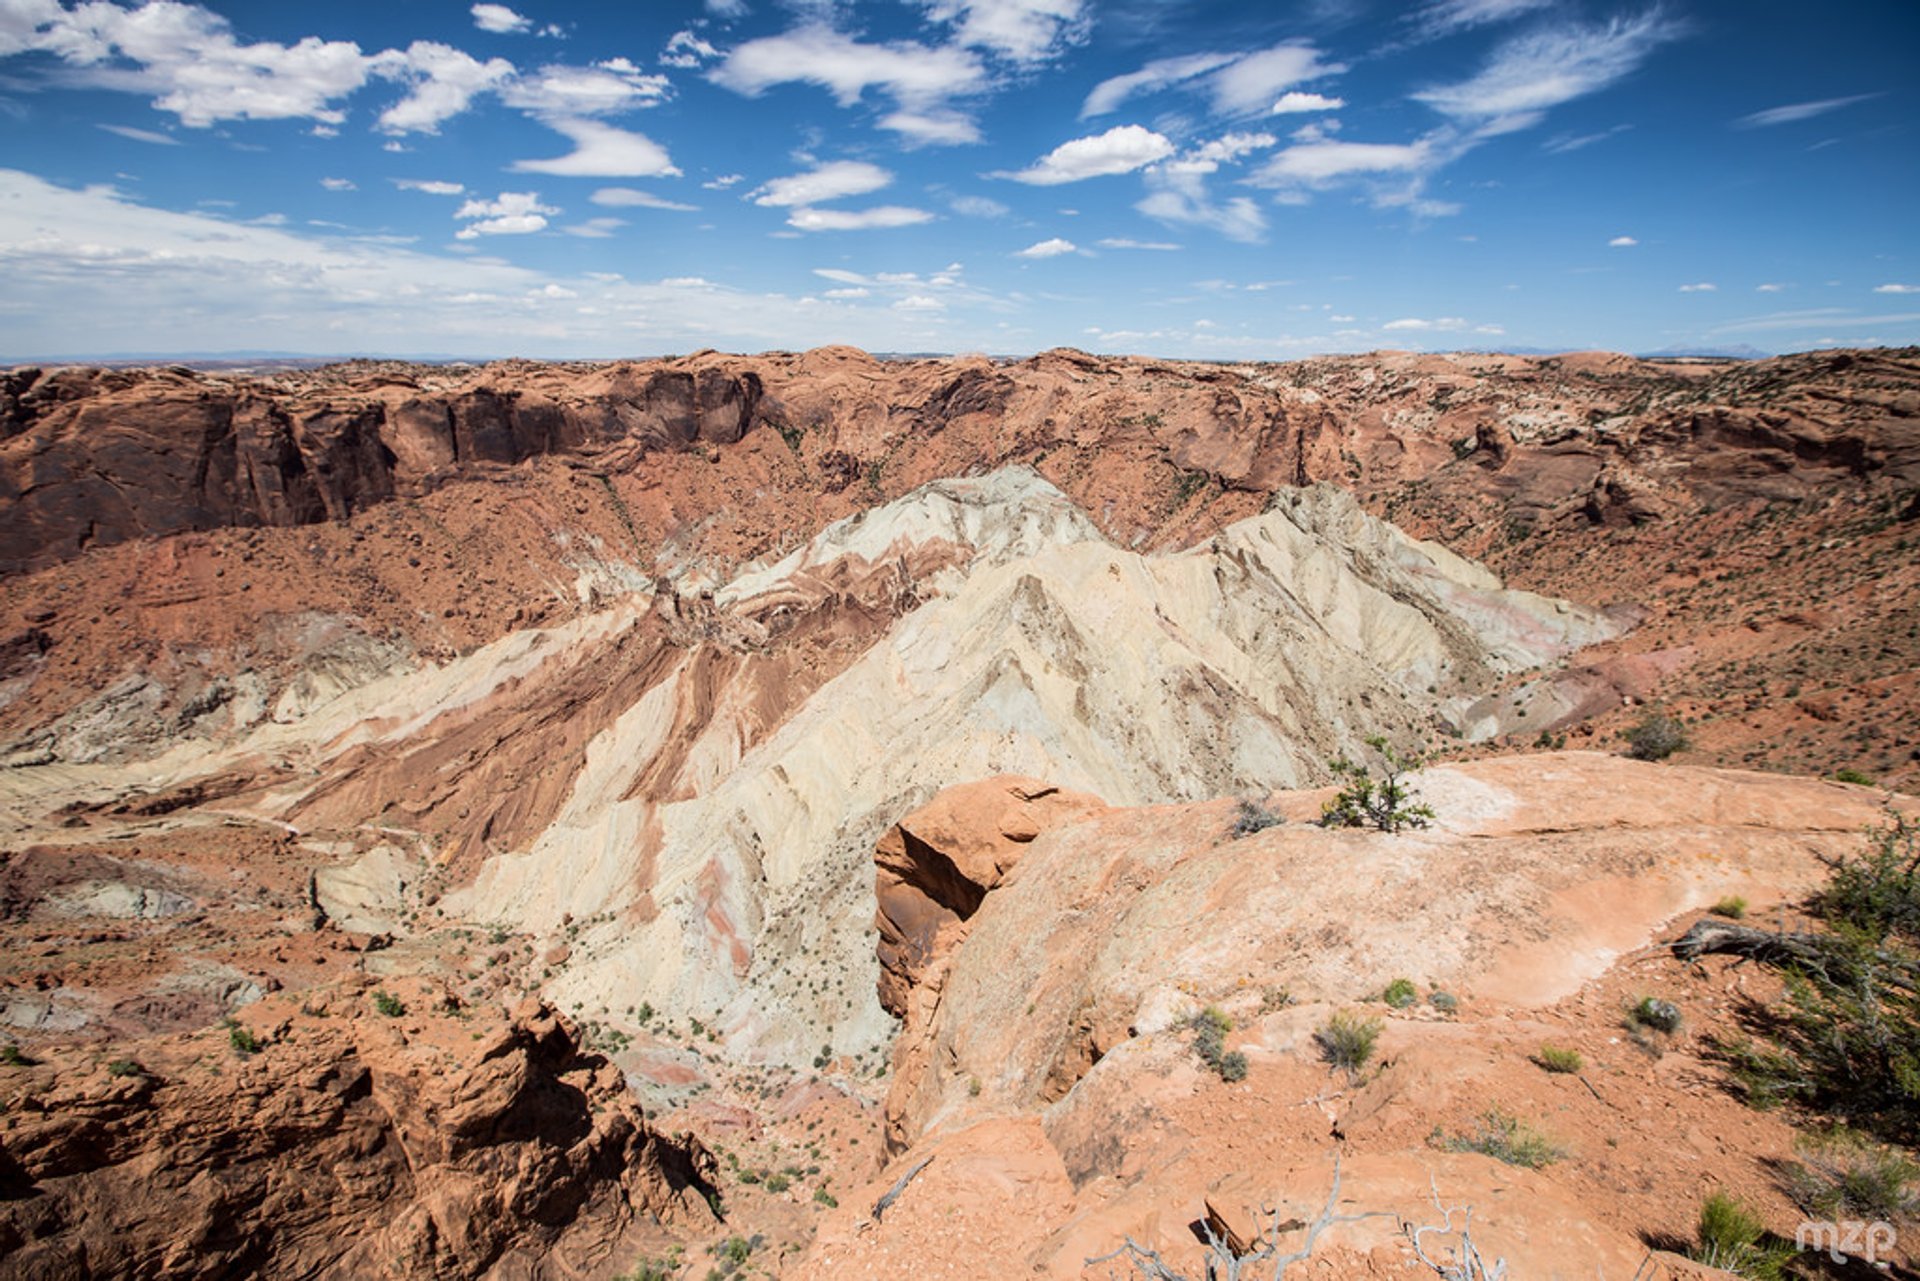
[
  {"x1": 106, "y1": 1059, "x2": 143, "y2": 1078},
  {"x1": 1711, "y1": 895, "x2": 1748, "y2": 920},
  {"x1": 1786, "y1": 1129, "x2": 1919, "y2": 1223},
  {"x1": 1623, "y1": 711, "x2": 1688, "y2": 761},
  {"x1": 1319, "y1": 736, "x2": 1434, "y2": 833},
  {"x1": 764, "y1": 1172, "x2": 791, "y2": 1193},
  {"x1": 1440, "y1": 1108, "x2": 1563, "y2": 1169},
  {"x1": 1535, "y1": 1045, "x2": 1583, "y2": 1074},
  {"x1": 1231, "y1": 798, "x2": 1282, "y2": 838},
  {"x1": 0, "y1": 1043, "x2": 33, "y2": 1067},
  {"x1": 1428, "y1": 990, "x2": 1459, "y2": 1014},
  {"x1": 1689, "y1": 1191, "x2": 1794, "y2": 1280},
  {"x1": 1382, "y1": 978, "x2": 1418, "y2": 1009},
  {"x1": 1629, "y1": 996, "x2": 1683, "y2": 1033},
  {"x1": 1820, "y1": 813, "x2": 1920, "y2": 942},
  {"x1": 373, "y1": 990, "x2": 405, "y2": 1018},
  {"x1": 226, "y1": 1020, "x2": 261, "y2": 1055},
  {"x1": 1832, "y1": 768, "x2": 1877, "y2": 787},
  {"x1": 813, "y1": 1185, "x2": 838, "y2": 1208},
  {"x1": 1315, "y1": 1011, "x2": 1382, "y2": 1079},
  {"x1": 1189, "y1": 1006, "x2": 1244, "y2": 1081}
]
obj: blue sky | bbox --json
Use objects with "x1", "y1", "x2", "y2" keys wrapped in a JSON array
[{"x1": 0, "y1": 0, "x2": 1915, "y2": 359}]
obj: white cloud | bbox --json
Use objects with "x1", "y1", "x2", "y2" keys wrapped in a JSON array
[
  {"x1": 500, "y1": 60, "x2": 672, "y2": 117},
  {"x1": 1873, "y1": 283, "x2": 1919, "y2": 294},
  {"x1": 711, "y1": 25, "x2": 983, "y2": 108},
  {"x1": 1098, "y1": 237, "x2": 1179, "y2": 250},
  {"x1": 471, "y1": 4, "x2": 530, "y2": 35},
  {"x1": 455, "y1": 190, "x2": 558, "y2": 238},
  {"x1": 1136, "y1": 131, "x2": 1278, "y2": 243},
  {"x1": 1253, "y1": 139, "x2": 1431, "y2": 184},
  {"x1": 999, "y1": 124, "x2": 1174, "y2": 185},
  {"x1": 702, "y1": 173, "x2": 744, "y2": 190},
  {"x1": 591, "y1": 187, "x2": 697, "y2": 211},
  {"x1": 0, "y1": 168, "x2": 989, "y2": 356},
  {"x1": 706, "y1": 0, "x2": 748, "y2": 16},
  {"x1": 823, "y1": 286, "x2": 870, "y2": 298},
  {"x1": 661, "y1": 30, "x2": 718, "y2": 68},
  {"x1": 1543, "y1": 123, "x2": 1632, "y2": 153},
  {"x1": 1679, "y1": 282, "x2": 1717, "y2": 292},
  {"x1": 785, "y1": 205, "x2": 934, "y2": 231},
  {"x1": 1413, "y1": 0, "x2": 1554, "y2": 36},
  {"x1": 1735, "y1": 94, "x2": 1879, "y2": 129},
  {"x1": 1414, "y1": 14, "x2": 1680, "y2": 125},
  {"x1": 375, "y1": 42, "x2": 515, "y2": 134},
  {"x1": 1271, "y1": 91, "x2": 1344, "y2": 114},
  {"x1": 1755, "y1": 283, "x2": 1785, "y2": 292},
  {"x1": 919, "y1": 0, "x2": 1089, "y2": 65},
  {"x1": 97, "y1": 122, "x2": 178, "y2": 145},
  {"x1": 320, "y1": 176, "x2": 356, "y2": 191},
  {"x1": 563, "y1": 217, "x2": 626, "y2": 239},
  {"x1": 752, "y1": 160, "x2": 893, "y2": 207},
  {"x1": 879, "y1": 108, "x2": 982, "y2": 145},
  {"x1": 1210, "y1": 44, "x2": 1337, "y2": 116},
  {"x1": 894, "y1": 294, "x2": 945, "y2": 311},
  {"x1": 1014, "y1": 237, "x2": 1077, "y2": 258},
  {"x1": 512, "y1": 118, "x2": 679, "y2": 177},
  {"x1": 950, "y1": 194, "x2": 1010, "y2": 218},
  {"x1": 1608, "y1": 235, "x2": 1637, "y2": 247},
  {"x1": 1080, "y1": 51, "x2": 1235, "y2": 117},
  {"x1": 395, "y1": 179, "x2": 465, "y2": 195}
]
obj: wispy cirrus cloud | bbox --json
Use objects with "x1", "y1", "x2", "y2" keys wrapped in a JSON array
[
  {"x1": 1414, "y1": 12, "x2": 1682, "y2": 132},
  {"x1": 1082, "y1": 43, "x2": 1343, "y2": 119},
  {"x1": 1735, "y1": 93, "x2": 1880, "y2": 128},
  {"x1": 1013, "y1": 236, "x2": 1077, "y2": 258}
]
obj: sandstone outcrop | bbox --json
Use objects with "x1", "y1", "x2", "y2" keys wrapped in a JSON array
[{"x1": 0, "y1": 990, "x2": 716, "y2": 1280}]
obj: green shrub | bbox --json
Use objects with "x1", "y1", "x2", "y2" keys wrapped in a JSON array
[
  {"x1": 1231, "y1": 798, "x2": 1282, "y2": 838},
  {"x1": 1319, "y1": 736, "x2": 1434, "y2": 833},
  {"x1": 1786, "y1": 1129, "x2": 1919, "y2": 1222},
  {"x1": 373, "y1": 990, "x2": 405, "y2": 1018},
  {"x1": 1832, "y1": 768, "x2": 1877, "y2": 787},
  {"x1": 1711, "y1": 895, "x2": 1748, "y2": 920},
  {"x1": 1820, "y1": 814, "x2": 1920, "y2": 942},
  {"x1": 226, "y1": 1021, "x2": 261, "y2": 1055},
  {"x1": 1382, "y1": 978, "x2": 1418, "y2": 1009},
  {"x1": 1623, "y1": 711, "x2": 1688, "y2": 761},
  {"x1": 1629, "y1": 996, "x2": 1682, "y2": 1033},
  {"x1": 1189, "y1": 1006, "x2": 1241, "y2": 1080},
  {"x1": 764, "y1": 1172, "x2": 791, "y2": 1193},
  {"x1": 106, "y1": 1059, "x2": 143, "y2": 1078},
  {"x1": 813, "y1": 1185, "x2": 838, "y2": 1208},
  {"x1": 1689, "y1": 1191, "x2": 1793, "y2": 1280},
  {"x1": 1428, "y1": 991, "x2": 1459, "y2": 1014},
  {"x1": 1315, "y1": 1011, "x2": 1382, "y2": 1079},
  {"x1": 1535, "y1": 1045, "x2": 1583, "y2": 1074},
  {"x1": 0, "y1": 1043, "x2": 33, "y2": 1067},
  {"x1": 1218, "y1": 1051, "x2": 1248, "y2": 1082},
  {"x1": 1440, "y1": 1108, "x2": 1563, "y2": 1168}
]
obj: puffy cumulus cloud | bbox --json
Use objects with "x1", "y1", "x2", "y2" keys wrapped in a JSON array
[
  {"x1": 998, "y1": 124, "x2": 1173, "y2": 185},
  {"x1": 660, "y1": 29, "x2": 719, "y2": 68},
  {"x1": 1271, "y1": 91, "x2": 1343, "y2": 113},
  {"x1": 12, "y1": 0, "x2": 376, "y2": 127},
  {"x1": 1678, "y1": 282, "x2": 1717, "y2": 292},
  {"x1": 500, "y1": 59, "x2": 671, "y2": 117},
  {"x1": 454, "y1": 190, "x2": 557, "y2": 238},
  {"x1": 709, "y1": 25, "x2": 986, "y2": 146},
  {"x1": 511, "y1": 118, "x2": 679, "y2": 177},
  {"x1": 893, "y1": 294, "x2": 945, "y2": 312},
  {"x1": 949, "y1": 194, "x2": 1008, "y2": 218},
  {"x1": 918, "y1": 0, "x2": 1088, "y2": 65},
  {"x1": 1608, "y1": 234, "x2": 1637, "y2": 246},
  {"x1": 1014, "y1": 236, "x2": 1076, "y2": 258},
  {"x1": 590, "y1": 187, "x2": 696, "y2": 211},
  {"x1": 1413, "y1": 13, "x2": 1681, "y2": 129},
  {"x1": 374, "y1": 42, "x2": 515, "y2": 135},
  {"x1": 470, "y1": 4, "x2": 529, "y2": 35},
  {"x1": 711, "y1": 25, "x2": 982, "y2": 107},
  {"x1": 785, "y1": 205, "x2": 934, "y2": 231},
  {"x1": 702, "y1": 173, "x2": 744, "y2": 190},
  {"x1": 319, "y1": 176, "x2": 356, "y2": 191},
  {"x1": 1873, "y1": 283, "x2": 1919, "y2": 294},
  {"x1": 751, "y1": 160, "x2": 892, "y2": 207},
  {"x1": 1735, "y1": 93, "x2": 1879, "y2": 129},
  {"x1": 1082, "y1": 44, "x2": 1341, "y2": 119},
  {"x1": 1136, "y1": 131, "x2": 1277, "y2": 243}
]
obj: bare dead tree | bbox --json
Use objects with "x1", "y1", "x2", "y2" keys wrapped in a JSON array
[{"x1": 1406, "y1": 1175, "x2": 1508, "y2": 1280}]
